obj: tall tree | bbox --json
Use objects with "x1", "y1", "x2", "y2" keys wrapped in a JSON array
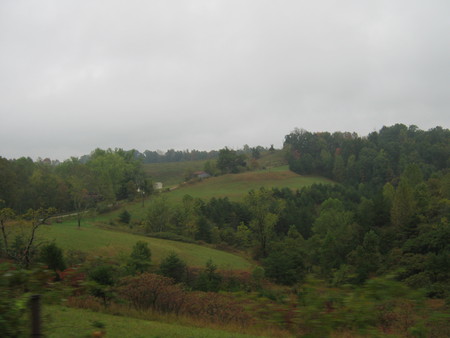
[
  {"x1": 0, "y1": 207, "x2": 15, "y2": 257},
  {"x1": 244, "y1": 188, "x2": 284, "y2": 258},
  {"x1": 127, "y1": 241, "x2": 152, "y2": 274},
  {"x1": 145, "y1": 196, "x2": 172, "y2": 233},
  {"x1": 391, "y1": 178, "x2": 416, "y2": 240},
  {"x1": 21, "y1": 208, "x2": 57, "y2": 268},
  {"x1": 217, "y1": 147, "x2": 246, "y2": 174}
]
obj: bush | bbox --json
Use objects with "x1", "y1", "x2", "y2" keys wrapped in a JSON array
[
  {"x1": 127, "y1": 241, "x2": 152, "y2": 274},
  {"x1": 39, "y1": 242, "x2": 66, "y2": 272},
  {"x1": 0, "y1": 263, "x2": 53, "y2": 337},
  {"x1": 194, "y1": 259, "x2": 222, "y2": 292},
  {"x1": 263, "y1": 242, "x2": 305, "y2": 285},
  {"x1": 0, "y1": 264, "x2": 28, "y2": 337},
  {"x1": 118, "y1": 210, "x2": 131, "y2": 224},
  {"x1": 183, "y1": 291, "x2": 251, "y2": 324},
  {"x1": 159, "y1": 252, "x2": 187, "y2": 283},
  {"x1": 117, "y1": 272, "x2": 251, "y2": 324},
  {"x1": 86, "y1": 263, "x2": 118, "y2": 305},
  {"x1": 118, "y1": 273, "x2": 185, "y2": 314}
]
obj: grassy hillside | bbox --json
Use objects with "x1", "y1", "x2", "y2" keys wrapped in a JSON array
[
  {"x1": 143, "y1": 160, "x2": 208, "y2": 187},
  {"x1": 44, "y1": 305, "x2": 258, "y2": 338},
  {"x1": 40, "y1": 160, "x2": 329, "y2": 273},
  {"x1": 142, "y1": 150, "x2": 287, "y2": 188},
  {"x1": 168, "y1": 166, "x2": 333, "y2": 203},
  {"x1": 256, "y1": 150, "x2": 287, "y2": 168},
  {"x1": 41, "y1": 221, "x2": 252, "y2": 269},
  {"x1": 103, "y1": 164, "x2": 333, "y2": 222}
]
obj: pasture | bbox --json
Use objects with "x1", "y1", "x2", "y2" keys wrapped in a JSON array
[
  {"x1": 41, "y1": 220, "x2": 252, "y2": 269},
  {"x1": 165, "y1": 165, "x2": 333, "y2": 203},
  {"x1": 101, "y1": 165, "x2": 333, "y2": 224},
  {"x1": 143, "y1": 160, "x2": 208, "y2": 187},
  {"x1": 44, "y1": 305, "x2": 257, "y2": 338}
]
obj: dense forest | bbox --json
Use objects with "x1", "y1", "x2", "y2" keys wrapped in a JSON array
[
  {"x1": 0, "y1": 148, "x2": 148, "y2": 214},
  {"x1": 136, "y1": 125, "x2": 450, "y2": 294},
  {"x1": 1, "y1": 124, "x2": 449, "y2": 336}
]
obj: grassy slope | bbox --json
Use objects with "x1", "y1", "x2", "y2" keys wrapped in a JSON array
[
  {"x1": 105, "y1": 164, "x2": 333, "y2": 222},
  {"x1": 43, "y1": 158, "x2": 330, "y2": 271},
  {"x1": 41, "y1": 221, "x2": 252, "y2": 269},
  {"x1": 167, "y1": 165, "x2": 333, "y2": 203},
  {"x1": 141, "y1": 150, "x2": 286, "y2": 188},
  {"x1": 143, "y1": 160, "x2": 208, "y2": 187},
  {"x1": 38, "y1": 156, "x2": 331, "y2": 337},
  {"x1": 256, "y1": 150, "x2": 287, "y2": 168},
  {"x1": 44, "y1": 305, "x2": 257, "y2": 338}
]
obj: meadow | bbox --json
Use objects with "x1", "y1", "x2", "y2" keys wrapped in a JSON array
[
  {"x1": 99, "y1": 164, "x2": 333, "y2": 224},
  {"x1": 142, "y1": 149, "x2": 289, "y2": 188},
  {"x1": 31, "y1": 159, "x2": 336, "y2": 337},
  {"x1": 41, "y1": 163, "x2": 329, "y2": 270},
  {"x1": 143, "y1": 160, "x2": 208, "y2": 187},
  {"x1": 44, "y1": 305, "x2": 259, "y2": 338},
  {"x1": 168, "y1": 165, "x2": 333, "y2": 202},
  {"x1": 41, "y1": 220, "x2": 252, "y2": 269}
]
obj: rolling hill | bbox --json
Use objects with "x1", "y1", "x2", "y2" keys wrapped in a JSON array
[{"x1": 41, "y1": 220, "x2": 252, "y2": 269}]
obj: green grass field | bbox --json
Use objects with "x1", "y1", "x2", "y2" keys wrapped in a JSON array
[
  {"x1": 41, "y1": 221, "x2": 252, "y2": 269},
  {"x1": 142, "y1": 150, "x2": 287, "y2": 188},
  {"x1": 104, "y1": 165, "x2": 333, "y2": 220},
  {"x1": 255, "y1": 150, "x2": 287, "y2": 168},
  {"x1": 143, "y1": 160, "x2": 208, "y2": 187},
  {"x1": 44, "y1": 305, "x2": 257, "y2": 338},
  {"x1": 41, "y1": 163, "x2": 329, "y2": 272},
  {"x1": 167, "y1": 166, "x2": 333, "y2": 202}
]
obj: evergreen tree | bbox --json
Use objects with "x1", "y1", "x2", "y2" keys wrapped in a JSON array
[
  {"x1": 127, "y1": 241, "x2": 151, "y2": 274},
  {"x1": 159, "y1": 252, "x2": 187, "y2": 283}
]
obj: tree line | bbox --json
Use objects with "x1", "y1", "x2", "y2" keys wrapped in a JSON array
[
  {"x1": 1, "y1": 124, "x2": 449, "y2": 336},
  {"x1": 284, "y1": 124, "x2": 449, "y2": 189},
  {"x1": 137, "y1": 124, "x2": 450, "y2": 297},
  {"x1": 0, "y1": 148, "x2": 150, "y2": 215}
]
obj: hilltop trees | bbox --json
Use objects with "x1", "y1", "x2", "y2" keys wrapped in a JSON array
[
  {"x1": 0, "y1": 148, "x2": 149, "y2": 218},
  {"x1": 217, "y1": 147, "x2": 247, "y2": 174},
  {"x1": 141, "y1": 149, "x2": 218, "y2": 163},
  {"x1": 284, "y1": 124, "x2": 450, "y2": 189},
  {"x1": 0, "y1": 125, "x2": 449, "y2": 296},
  {"x1": 87, "y1": 148, "x2": 142, "y2": 203},
  {"x1": 56, "y1": 157, "x2": 96, "y2": 227}
]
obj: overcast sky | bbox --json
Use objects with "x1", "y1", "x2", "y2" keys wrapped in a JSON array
[{"x1": 1, "y1": 0, "x2": 449, "y2": 160}]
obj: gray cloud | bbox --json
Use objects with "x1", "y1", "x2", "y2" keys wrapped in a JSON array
[{"x1": 1, "y1": 0, "x2": 449, "y2": 160}]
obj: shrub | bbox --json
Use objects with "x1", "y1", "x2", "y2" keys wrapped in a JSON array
[
  {"x1": 159, "y1": 252, "x2": 187, "y2": 283},
  {"x1": 86, "y1": 263, "x2": 118, "y2": 305},
  {"x1": 117, "y1": 272, "x2": 252, "y2": 325},
  {"x1": 263, "y1": 242, "x2": 305, "y2": 285},
  {"x1": 126, "y1": 241, "x2": 151, "y2": 274},
  {"x1": 118, "y1": 210, "x2": 131, "y2": 224},
  {"x1": 184, "y1": 292, "x2": 251, "y2": 325},
  {"x1": 0, "y1": 264, "x2": 28, "y2": 337},
  {"x1": 194, "y1": 259, "x2": 222, "y2": 292},
  {"x1": 117, "y1": 273, "x2": 185, "y2": 314},
  {"x1": 39, "y1": 242, "x2": 66, "y2": 272}
]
